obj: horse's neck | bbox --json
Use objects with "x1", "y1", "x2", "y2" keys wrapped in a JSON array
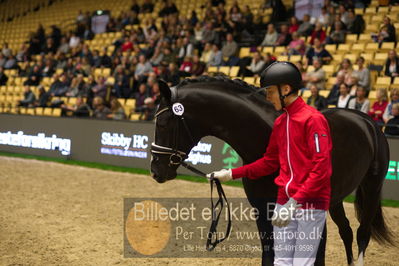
[{"x1": 186, "y1": 91, "x2": 276, "y2": 163}]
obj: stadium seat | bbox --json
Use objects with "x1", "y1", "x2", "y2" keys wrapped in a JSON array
[
  {"x1": 319, "y1": 90, "x2": 329, "y2": 97},
  {"x1": 289, "y1": 55, "x2": 302, "y2": 63},
  {"x1": 26, "y1": 108, "x2": 35, "y2": 115},
  {"x1": 278, "y1": 55, "x2": 289, "y2": 61},
  {"x1": 322, "y1": 65, "x2": 335, "y2": 77},
  {"x1": 337, "y1": 44, "x2": 351, "y2": 54},
  {"x1": 239, "y1": 47, "x2": 251, "y2": 58},
  {"x1": 365, "y1": 43, "x2": 379, "y2": 53},
  {"x1": 375, "y1": 77, "x2": 391, "y2": 89},
  {"x1": 218, "y1": 66, "x2": 230, "y2": 76},
  {"x1": 344, "y1": 54, "x2": 358, "y2": 63},
  {"x1": 358, "y1": 34, "x2": 372, "y2": 43},
  {"x1": 274, "y1": 46, "x2": 286, "y2": 55},
  {"x1": 43, "y1": 108, "x2": 53, "y2": 116},
  {"x1": 230, "y1": 66, "x2": 239, "y2": 77},
  {"x1": 351, "y1": 43, "x2": 366, "y2": 54},
  {"x1": 208, "y1": 66, "x2": 218, "y2": 73},
  {"x1": 262, "y1": 46, "x2": 274, "y2": 54},
  {"x1": 325, "y1": 44, "x2": 336, "y2": 54},
  {"x1": 374, "y1": 53, "x2": 388, "y2": 65},
  {"x1": 360, "y1": 53, "x2": 374, "y2": 63},
  {"x1": 380, "y1": 42, "x2": 396, "y2": 52},
  {"x1": 52, "y1": 108, "x2": 61, "y2": 117},
  {"x1": 35, "y1": 107, "x2": 44, "y2": 115}
]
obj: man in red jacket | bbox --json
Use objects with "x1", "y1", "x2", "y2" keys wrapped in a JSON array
[{"x1": 207, "y1": 61, "x2": 332, "y2": 265}]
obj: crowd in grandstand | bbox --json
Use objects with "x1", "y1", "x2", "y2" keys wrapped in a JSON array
[{"x1": 1, "y1": 0, "x2": 399, "y2": 134}]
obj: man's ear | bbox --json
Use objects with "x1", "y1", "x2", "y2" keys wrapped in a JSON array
[
  {"x1": 158, "y1": 79, "x2": 171, "y2": 103},
  {"x1": 282, "y1": 84, "x2": 292, "y2": 95}
]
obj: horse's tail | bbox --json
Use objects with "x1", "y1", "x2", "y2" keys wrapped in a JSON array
[{"x1": 354, "y1": 118, "x2": 396, "y2": 246}]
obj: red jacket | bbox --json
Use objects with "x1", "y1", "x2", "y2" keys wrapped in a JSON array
[{"x1": 232, "y1": 97, "x2": 332, "y2": 210}]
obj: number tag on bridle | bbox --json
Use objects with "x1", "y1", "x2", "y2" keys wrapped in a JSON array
[{"x1": 172, "y1": 103, "x2": 185, "y2": 116}]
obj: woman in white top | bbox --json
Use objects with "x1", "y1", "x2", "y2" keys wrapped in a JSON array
[
  {"x1": 261, "y1": 24, "x2": 278, "y2": 46},
  {"x1": 348, "y1": 85, "x2": 370, "y2": 113},
  {"x1": 383, "y1": 88, "x2": 399, "y2": 123},
  {"x1": 337, "y1": 83, "x2": 352, "y2": 108}
]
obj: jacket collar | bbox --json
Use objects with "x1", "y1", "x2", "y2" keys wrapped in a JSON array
[{"x1": 284, "y1": 96, "x2": 306, "y2": 114}]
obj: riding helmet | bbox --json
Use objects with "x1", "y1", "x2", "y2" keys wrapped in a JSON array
[{"x1": 260, "y1": 61, "x2": 303, "y2": 91}]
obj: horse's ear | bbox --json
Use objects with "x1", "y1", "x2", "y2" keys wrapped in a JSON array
[{"x1": 158, "y1": 80, "x2": 171, "y2": 103}]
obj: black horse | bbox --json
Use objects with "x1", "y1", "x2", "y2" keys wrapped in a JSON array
[{"x1": 150, "y1": 76, "x2": 394, "y2": 265}]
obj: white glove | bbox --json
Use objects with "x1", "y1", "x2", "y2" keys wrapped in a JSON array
[
  {"x1": 206, "y1": 169, "x2": 232, "y2": 182},
  {"x1": 271, "y1": 198, "x2": 302, "y2": 228}
]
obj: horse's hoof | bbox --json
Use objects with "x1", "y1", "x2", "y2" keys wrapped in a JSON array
[{"x1": 355, "y1": 252, "x2": 364, "y2": 266}]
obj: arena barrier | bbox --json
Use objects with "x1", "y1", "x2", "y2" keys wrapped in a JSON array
[{"x1": 0, "y1": 113, "x2": 398, "y2": 201}]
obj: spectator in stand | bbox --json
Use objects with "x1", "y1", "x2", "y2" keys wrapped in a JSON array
[
  {"x1": 368, "y1": 88, "x2": 388, "y2": 125},
  {"x1": 92, "y1": 76, "x2": 107, "y2": 98},
  {"x1": 238, "y1": 50, "x2": 265, "y2": 77},
  {"x1": 384, "y1": 103, "x2": 399, "y2": 136},
  {"x1": 52, "y1": 74, "x2": 70, "y2": 97},
  {"x1": 131, "y1": 0, "x2": 140, "y2": 14},
  {"x1": 383, "y1": 88, "x2": 399, "y2": 123},
  {"x1": 92, "y1": 96, "x2": 111, "y2": 119},
  {"x1": 381, "y1": 16, "x2": 396, "y2": 43},
  {"x1": 317, "y1": 6, "x2": 330, "y2": 27},
  {"x1": 222, "y1": 33, "x2": 239, "y2": 66},
  {"x1": 66, "y1": 74, "x2": 85, "y2": 97},
  {"x1": 336, "y1": 58, "x2": 353, "y2": 85},
  {"x1": 135, "y1": 54, "x2": 153, "y2": 84},
  {"x1": 347, "y1": 73, "x2": 360, "y2": 96},
  {"x1": 107, "y1": 98, "x2": 126, "y2": 120},
  {"x1": 327, "y1": 73, "x2": 345, "y2": 106},
  {"x1": 141, "y1": 0, "x2": 154, "y2": 13},
  {"x1": 159, "y1": 0, "x2": 178, "y2": 17},
  {"x1": 288, "y1": 16, "x2": 300, "y2": 34},
  {"x1": 177, "y1": 37, "x2": 194, "y2": 62},
  {"x1": 179, "y1": 56, "x2": 193, "y2": 76},
  {"x1": 303, "y1": 58, "x2": 326, "y2": 89},
  {"x1": 18, "y1": 86, "x2": 36, "y2": 107},
  {"x1": 338, "y1": 4, "x2": 350, "y2": 26},
  {"x1": 287, "y1": 32, "x2": 306, "y2": 56},
  {"x1": 348, "y1": 10, "x2": 365, "y2": 35},
  {"x1": 135, "y1": 83, "x2": 149, "y2": 113},
  {"x1": 305, "y1": 38, "x2": 332, "y2": 66},
  {"x1": 0, "y1": 67, "x2": 8, "y2": 85},
  {"x1": 353, "y1": 56, "x2": 370, "y2": 90},
  {"x1": 121, "y1": 36, "x2": 134, "y2": 52},
  {"x1": 337, "y1": 83, "x2": 353, "y2": 108},
  {"x1": 384, "y1": 50, "x2": 399, "y2": 80},
  {"x1": 2, "y1": 42, "x2": 11, "y2": 57},
  {"x1": 297, "y1": 14, "x2": 313, "y2": 36},
  {"x1": 16, "y1": 43, "x2": 29, "y2": 62},
  {"x1": 190, "y1": 55, "x2": 205, "y2": 77},
  {"x1": 326, "y1": 21, "x2": 346, "y2": 44},
  {"x1": 0, "y1": 54, "x2": 5, "y2": 67},
  {"x1": 309, "y1": 22, "x2": 326, "y2": 45},
  {"x1": 114, "y1": 66, "x2": 130, "y2": 98},
  {"x1": 69, "y1": 32, "x2": 80, "y2": 49},
  {"x1": 260, "y1": 24, "x2": 278, "y2": 47},
  {"x1": 348, "y1": 85, "x2": 370, "y2": 113},
  {"x1": 24, "y1": 65, "x2": 42, "y2": 86},
  {"x1": 62, "y1": 96, "x2": 91, "y2": 117},
  {"x1": 3, "y1": 54, "x2": 16, "y2": 69},
  {"x1": 275, "y1": 24, "x2": 292, "y2": 46},
  {"x1": 202, "y1": 22, "x2": 216, "y2": 45},
  {"x1": 160, "y1": 62, "x2": 180, "y2": 87},
  {"x1": 208, "y1": 44, "x2": 223, "y2": 67},
  {"x1": 307, "y1": 84, "x2": 327, "y2": 110}
]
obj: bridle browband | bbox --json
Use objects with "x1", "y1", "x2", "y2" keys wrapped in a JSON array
[{"x1": 150, "y1": 86, "x2": 231, "y2": 251}]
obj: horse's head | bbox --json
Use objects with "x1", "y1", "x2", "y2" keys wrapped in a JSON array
[{"x1": 150, "y1": 80, "x2": 200, "y2": 183}]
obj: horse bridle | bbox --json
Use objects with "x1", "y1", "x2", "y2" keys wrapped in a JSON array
[{"x1": 150, "y1": 86, "x2": 231, "y2": 251}]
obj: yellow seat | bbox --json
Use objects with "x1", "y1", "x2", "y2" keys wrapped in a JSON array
[
  {"x1": 94, "y1": 68, "x2": 102, "y2": 77},
  {"x1": 337, "y1": 44, "x2": 352, "y2": 54},
  {"x1": 332, "y1": 54, "x2": 344, "y2": 64},
  {"x1": 319, "y1": 90, "x2": 329, "y2": 97},
  {"x1": 102, "y1": 68, "x2": 111, "y2": 76},
  {"x1": 368, "y1": 90, "x2": 377, "y2": 99},
  {"x1": 365, "y1": 43, "x2": 379, "y2": 53},
  {"x1": 344, "y1": 54, "x2": 358, "y2": 63},
  {"x1": 239, "y1": 47, "x2": 251, "y2": 58},
  {"x1": 43, "y1": 108, "x2": 53, "y2": 116},
  {"x1": 218, "y1": 66, "x2": 230, "y2": 76},
  {"x1": 26, "y1": 108, "x2": 35, "y2": 115},
  {"x1": 130, "y1": 113, "x2": 141, "y2": 121},
  {"x1": 325, "y1": 44, "x2": 336, "y2": 54},
  {"x1": 360, "y1": 53, "x2": 374, "y2": 63},
  {"x1": 230, "y1": 66, "x2": 239, "y2": 77},
  {"x1": 322, "y1": 65, "x2": 335, "y2": 77},
  {"x1": 208, "y1": 66, "x2": 218, "y2": 73},
  {"x1": 35, "y1": 107, "x2": 44, "y2": 115},
  {"x1": 358, "y1": 34, "x2": 372, "y2": 43},
  {"x1": 69, "y1": 97, "x2": 77, "y2": 105},
  {"x1": 262, "y1": 46, "x2": 274, "y2": 54},
  {"x1": 351, "y1": 43, "x2": 366, "y2": 54},
  {"x1": 355, "y1": 8, "x2": 364, "y2": 15},
  {"x1": 327, "y1": 77, "x2": 336, "y2": 88},
  {"x1": 243, "y1": 77, "x2": 256, "y2": 85},
  {"x1": 375, "y1": 77, "x2": 391, "y2": 89},
  {"x1": 125, "y1": 99, "x2": 136, "y2": 108},
  {"x1": 289, "y1": 55, "x2": 302, "y2": 63},
  {"x1": 302, "y1": 90, "x2": 311, "y2": 98},
  {"x1": 374, "y1": 53, "x2": 388, "y2": 65},
  {"x1": 380, "y1": 42, "x2": 395, "y2": 52},
  {"x1": 278, "y1": 55, "x2": 289, "y2": 61},
  {"x1": 345, "y1": 34, "x2": 358, "y2": 43},
  {"x1": 52, "y1": 108, "x2": 62, "y2": 117},
  {"x1": 274, "y1": 46, "x2": 286, "y2": 55},
  {"x1": 365, "y1": 7, "x2": 377, "y2": 14}
]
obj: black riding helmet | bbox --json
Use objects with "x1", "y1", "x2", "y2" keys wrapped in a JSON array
[
  {"x1": 260, "y1": 61, "x2": 303, "y2": 108},
  {"x1": 260, "y1": 61, "x2": 303, "y2": 91}
]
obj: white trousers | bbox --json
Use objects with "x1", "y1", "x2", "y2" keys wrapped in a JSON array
[{"x1": 273, "y1": 206, "x2": 327, "y2": 266}]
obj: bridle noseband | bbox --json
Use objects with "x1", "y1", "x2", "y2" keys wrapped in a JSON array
[{"x1": 150, "y1": 86, "x2": 231, "y2": 251}]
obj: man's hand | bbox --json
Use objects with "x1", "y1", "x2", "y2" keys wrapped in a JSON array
[
  {"x1": 271, "y1": 198, "x2": 302, "y2": 227},
  {"x1": 206, "y1": 169, "x2": 232, "y2": 182}
]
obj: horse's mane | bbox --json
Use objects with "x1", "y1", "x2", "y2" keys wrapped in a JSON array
[{"x1": 175, "y1": 75, "x2": 265, "y2": 96}]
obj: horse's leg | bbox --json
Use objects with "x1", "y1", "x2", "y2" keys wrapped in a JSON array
[
  {"x1": 330, "y1": 202, "x2": 354, "y2": 265},
  {"x1": 314, "y1": 221, "x2": 327, "y2": 266}
]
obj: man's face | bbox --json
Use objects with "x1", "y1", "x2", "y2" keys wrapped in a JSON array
[{"x1": 265, "y1": 85, "x2": 285, "y2": 111}]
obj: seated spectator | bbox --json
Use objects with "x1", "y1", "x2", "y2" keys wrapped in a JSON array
[
  {"x1": 0, "y1": 66, "x2": 8, "y2": 85},
  {"x1": 348, "y1": 85, "x2": 370, "y2": 113},
  {"x1": 121, "y1": 36, "x2": 134, "y2": 52},
  {"x1": 222, "y1": 33, "x2": 239, "y2": 66},
  {"x1": 368, "y1": 88, "x2": 388, "y2": 124},
  {"x1": 238, "y1": 51, "x2": 265, "y2": 77},
  {"x1": 159, "y1": 62, "x2": 180, "y2": 87},
  {"x1": 303, "y1": 58, "x2": 326, "y2": 89},
  {"x1": 42, "y1": 59, "x2": 55, "y2": 77},
  {"x1": 135, "y1": 54, "x2": 153, "y2": 84},
  {"x1": 327, "y1": 73, "x2": 345, "y2": 106},
  {"x1": 24, "y1": 65, "x2": 42, "y2": 86},
  {"x1": 177, "y1": 37, "x2": 194, "y2": 62},
  {"x1": 190, "y1": 55, "x2": 205, "y2": 77},
  {"x1": 317, "y1": 6, "x2": 330, "y2": 27},
  {"x1": 307, "y1": 84, "x2": 327, "y2": 111},
  {"x1": 381, "y1": 16, "x2": 396, "y2": 43},
  {"x1": 58, "y1": 36, "x2": 70, "y2": 54},
  {"x1": 142, "y1": 97, "x2": 156, "y2": 121},
  {"x1": 202, "y1": 22, "x2": 216, "y2": 45},
  {"x1": 384, "y1": 50, "x2": 399, "y2": 79},
  {"x1": 92, "y1": 96, "x2": 111, "y2": 119},
  {"x1": 354, "y1": 56, "x2": 370, "y2": 90},
  {"x1": 261, "y1": 24, "x2": 278, "y2": 46},
  {"x1": 2, "y1": 42, "x2": 11, "y2": 57},
  {"x1": 337, "y1": 83, "x2": 353, "y2": 108},
  {"x1": 66, "y1": 74, "x2": 85, "y2": 97},
  {"x1": 385, "y1": 103, "x2": 399, "y2": 136},
  {"x1": 61, "y1": 96, "x2": 91, "y2": 117},
  {"x1": 336, "y1": 58, "x2": 353, "y2": 85},
  {"x1": 288, "y1": 16, "x2": 300, "y2": 34},
  {"x1": 309, "y1": 22, "x2": 326, "y2": 45},
  {"x1": 18, "y1": 86, "x2": 36, "y2": 107},
  {"x1": 135, "y1": 83, "x2": 149, "y2": 113},
  {"x1": 287, "y1": 32, "x2": 306, "y2": 56},
  {"x1": 159, "y1": 0, "x2": 178, "y2": 17},
  {"x1": 3, "y1": 54, "x2": 17, "y2": 69},
  {"x1": 92, "y1": 76, "x2": 107, "y2": 98},
  {"x1": 113, "y1": 66, "x2": 130, "y2": 98},
  {"x1": 383, "y1": 88, "x2": 399, "y2": 123},
  {"x1": 200, "y1": 43, "x2": 213, "y2": 64},
  {"x1": 0, "y1": 54, "x2": 5, "y2": 67},
  {"x1": 107, "y1": 98, "x2": 126, "y2": 120},
  {"x1": 16, "y1": 43, "x2": 28, "y2": 62},
  {"x1": 297, "y1": 14, "x2": 313, "y2": 36},
  {"x1": 347, "y1": 74, "x2": 359, "y2": 96},
  {"x1": 326, "y1": 21, "x2": 346, "y2": 44},
  {"x1": 305, "y1": 38, "x2": 332, "y2": 66},
  {"x1": 348, "y1": 11, "x2": 365, "y2": 35},
  {"x1": 141, "y1": 0, "x2": 154, "y2": 13},
  {"x1": 179, "y1": 56, "x2": 193, "y2": 76},
  {"x1": 208, "y1": 44, "x2": 223, "y2": 67},
  {"x1": 275, "y1": 24, "x2": 292, "y2": 46},
  {"x1": 69, "y1": 32, "x2": 80, "y2": 49}
]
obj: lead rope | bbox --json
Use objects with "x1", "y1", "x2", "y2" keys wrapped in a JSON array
[{"x1": 180, "y1": 162, "x2": 232, "y2": 251}]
